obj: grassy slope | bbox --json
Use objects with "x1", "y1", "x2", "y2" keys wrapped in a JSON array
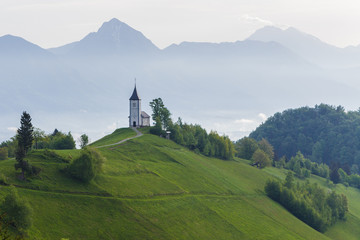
[
  {"x1": 0, "y1": 128, "x2": 358, "y2": 239},
  {"x1": 90, "y1": 128, "x2": 137, "y2": 147}
]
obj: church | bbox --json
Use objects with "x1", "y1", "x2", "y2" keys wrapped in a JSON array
[{"x1": 129, "y1": 85, "x2": 150, "y2": 127}]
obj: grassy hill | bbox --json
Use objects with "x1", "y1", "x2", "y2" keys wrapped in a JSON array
[{"x1": 0, "y1": 128, "x2": 359, "y2": 239}]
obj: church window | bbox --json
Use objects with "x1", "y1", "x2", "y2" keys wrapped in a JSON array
[{"x1": 133, "y1": 102, "x2": 136, "y2": 107}]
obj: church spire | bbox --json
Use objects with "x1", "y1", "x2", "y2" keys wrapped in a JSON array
[{"x1": 129, "y1": 82, "x2": 140, "y2": 100}]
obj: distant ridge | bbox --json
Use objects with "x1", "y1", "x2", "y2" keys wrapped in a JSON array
[
  {"x1": 248, "y1": 26, "x2": 360, "y2": 67},
  {"x1": 163, "y1": 40, "x2": 308, "y2": 65},
  {"x1": 0, "y1": 34, "x2": 52, "y2": 57}
]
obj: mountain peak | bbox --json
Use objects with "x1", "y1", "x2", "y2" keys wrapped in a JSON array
[{"x1": 52, "y1": 18, "x2": 159, "y2": 56}]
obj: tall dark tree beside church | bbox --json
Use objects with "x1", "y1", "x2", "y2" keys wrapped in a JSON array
[{"x1": 15, "y1": 111, "x2": 34, "y2": 180}]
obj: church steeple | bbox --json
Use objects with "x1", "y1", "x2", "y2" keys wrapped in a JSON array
[
  {"x1": 129, "y1": 85, "x2": 140, "y2": 100},
  {"x1": 128, "y1": 82, "x2": 150, "y2": 128}
]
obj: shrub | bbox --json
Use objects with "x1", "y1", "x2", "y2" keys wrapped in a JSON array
[
  {"x1": 67, "y1": 147, "x2": 105, "y2": 183},
  {"x1": 0, "y1": 174, "x2": 7, "y2": 185},
  {"x1": 0, "y1": 147, "x2": 8, "y2": 160},
  {"x1": 1, "y1": 186, "x2": 32, "y2": 235}
]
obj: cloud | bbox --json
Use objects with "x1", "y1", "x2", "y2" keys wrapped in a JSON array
[
  {"x1": 7, "y1": 127, "x2": 17, "y2": 132},
  {"x1": 241, "y1": 14, "x2": 288, "y2": 29},
  {"x1": 242, "y1": 14, "x2": 274, "y2": 26},
  {"x1": 234, "y1": 119, "x2": 254, "y2": 124},
  {"x1": 258, "y1": 113, "x2": 267, "y2": 121}
]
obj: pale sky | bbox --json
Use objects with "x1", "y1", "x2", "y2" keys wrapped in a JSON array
[{"x1": 1, "y1": 0, "x2": 360, "y2": 49}]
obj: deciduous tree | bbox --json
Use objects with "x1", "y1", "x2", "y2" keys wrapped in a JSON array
[
  {"x1": 252, "y1": 149, "x2": 271, "y2": 168},
  {"x1": 79, "y1": 134, "x2": 89, "y2": 149},
  {"x1": 149, "y1": 98, "x2": 171, "y2": 130}
]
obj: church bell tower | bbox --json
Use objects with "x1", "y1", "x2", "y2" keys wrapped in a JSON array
[{"x1": 129, "y1": 85, "x2": 141, "y2": 128}]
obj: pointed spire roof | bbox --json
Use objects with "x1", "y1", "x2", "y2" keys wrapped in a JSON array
[{"x1": 129, "y1": 85, "x2": 140, "y2": 100}]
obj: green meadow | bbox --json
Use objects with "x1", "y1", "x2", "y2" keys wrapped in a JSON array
[{"x1": 0, "y1": 128, "x2": 359, "y2": 239}]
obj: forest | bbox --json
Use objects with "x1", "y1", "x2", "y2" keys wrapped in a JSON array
[{"x1": 250, "y1": 104, "x2": 360, "y2": 174}]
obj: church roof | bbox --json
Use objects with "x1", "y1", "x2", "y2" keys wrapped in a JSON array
[
  {"x1": 141, "y1": 111, "x2": 150, "y2": 118},
  {"x1": 129, "y1": 86, "x2": 140, "y2": 100}
]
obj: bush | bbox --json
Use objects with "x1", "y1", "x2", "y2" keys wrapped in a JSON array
[
  {"x1": 1, "y1": 186, "x2": 32, "y2": 235},
  {"x1": 150, "y1": 117, "x2": 164, "y2": 136},
  {"x1": 0, "y1": 174, "x2": 7, "y2": 185},
  {"x1": 67, "y1": 147, "x2": 105, "y2": 183},
  {"x1": 0, "y1": 147, "x2": 8, "y2": 160}
]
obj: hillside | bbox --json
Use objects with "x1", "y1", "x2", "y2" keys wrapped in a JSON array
[{"x1": 0, "y1": 128, "x2": 359, "y2": 239}]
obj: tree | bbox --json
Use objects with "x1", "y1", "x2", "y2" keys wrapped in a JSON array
[
  {"x1": 330, "y1": 167, "x2": 341, "y2": 184},
  {"x1": 33, "y1": 128, "x2": 45, "y2": 149},
  {"x1": 252, "y1": 149, "x2": 272, "y2": 168},
  {"x1": 235, "y1": 137, "x2": 259, "y2": 160},
  {"x1": 79, "y1": 134, "x2": 89, "y2": 149},
  {"x1": 265, "y1": 179, "x2": 281, "y2": 202},
  {"x1": 149, "y1": 98, "x2": 171, "y2": 130},
  {"x1": 258, "y1": 138, "x2": 274, "y2": 160},
  {"x1": 15, "y1": 112, "x2": 34, "y2": 180},
  {"x1": 0, "y1": 137, "x2": 17, "y2": 158},
  {"x1": 284, "y1": 171, "x2": 294, "y2": 189},
  {"x1": 293, "y1": 161, "x2": 302, "y2": 177},
  {"x1": 17, "y1": 112, "x2": 33, "y2": 154},
  {"x1": 338, "y1": 168, "x2": 348, "y2": 183},
  {"x1": 0, "y1": 147, "x2": 8, "y2": 160},
  {"x1": 350, "y1": 164, "x2": 359, "y2": 175},
  {"x1": 1, "y1": 186, "x2": 32, "y2": 235},
  {"x1": 49, "y1": 132, "x2": 76, "y2": 150}
]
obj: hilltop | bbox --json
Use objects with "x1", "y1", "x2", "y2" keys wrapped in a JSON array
[{"x1": 0, "y1": 128, "x2": 359, "y2": 239}]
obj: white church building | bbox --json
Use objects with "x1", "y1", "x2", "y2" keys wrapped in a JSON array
[{"x1": 129, "y1": 85, "x2": 150, "y2": 127}]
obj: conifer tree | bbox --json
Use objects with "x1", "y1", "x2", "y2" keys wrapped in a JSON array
[
  {"x1": 17, "y1": 111, "x2": 34, "y2": 153},
  {"x1": 15, "y1": 111, "x2": 34, "y2": 180}
]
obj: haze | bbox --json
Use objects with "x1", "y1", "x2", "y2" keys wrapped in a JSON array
[{"x1": 1, "y1": 0, "x2": 360, "y2": 49}]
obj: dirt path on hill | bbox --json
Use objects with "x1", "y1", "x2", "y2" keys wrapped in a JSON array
[{"x1": 96, "y1": 127, "x2": 143, "y2": 148}]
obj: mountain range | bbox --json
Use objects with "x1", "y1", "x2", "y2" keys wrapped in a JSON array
[{"x1": 1, "y1": 18, "x2": 360, "y2": 144}]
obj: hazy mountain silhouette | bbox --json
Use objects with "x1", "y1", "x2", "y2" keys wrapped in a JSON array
[
  {"x1": 248, "y1": 26, "x2": 360, "y2": 68},
  {"x1": 163, "y1": 40, "x2": 309, "y2": 66},
  {"x1": 0, "y1": 34, "x2": 52, "y2": 58},
  {"x1": 49, "y1": 18, "x2": 159, "y2": 56}
]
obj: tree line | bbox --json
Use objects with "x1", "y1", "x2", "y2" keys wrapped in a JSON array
[
  {"x1": 149, "y1": 98, "x2": 235, "y2": 160},
  {"x1": 265, "y1": 172, "x2": 348, "y2": 232},
  {"x1": 0, "y1": 128, "x2": 90, "y2": 160}
]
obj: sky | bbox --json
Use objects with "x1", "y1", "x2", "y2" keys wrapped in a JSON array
[{"x1": 1, "y1": 0, "x2": 360, "y2": 49}]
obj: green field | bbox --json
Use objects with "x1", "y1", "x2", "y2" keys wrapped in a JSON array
[
  {"x1": 90, "y1": 128, "x2": 137, "y2": 147},
  {"x1": 0, "y1": 128, "x2": 359, "y2": 239}
]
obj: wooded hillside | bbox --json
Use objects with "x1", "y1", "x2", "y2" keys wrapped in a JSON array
[{"x1": 250, "y1": 104, "x2": 360, "y2": 174}]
